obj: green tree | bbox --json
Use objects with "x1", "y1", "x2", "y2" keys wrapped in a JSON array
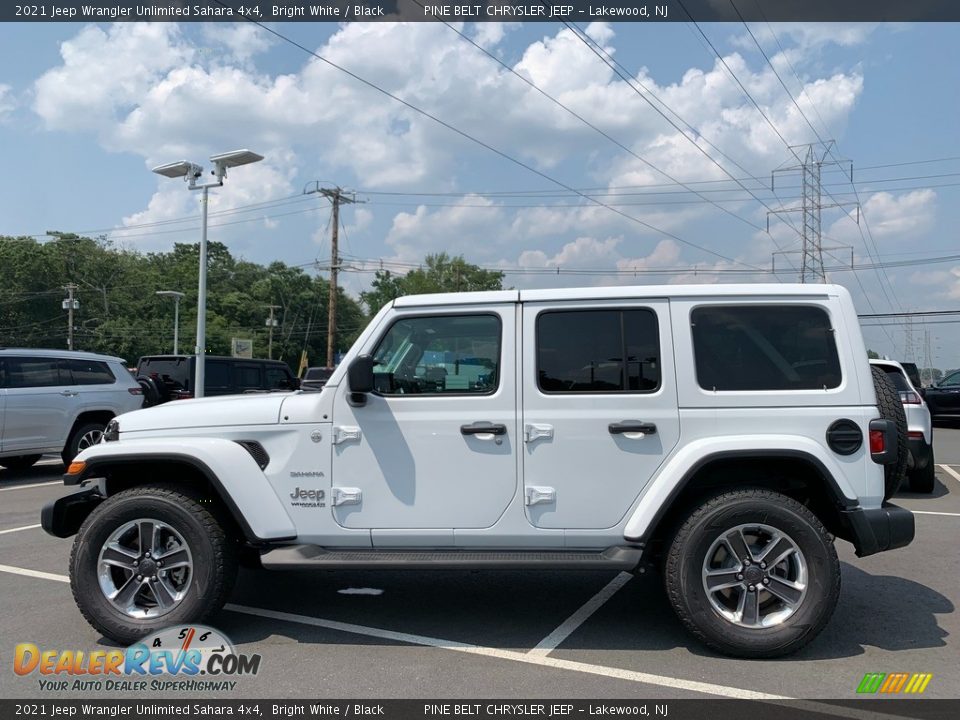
[
  {"x1": 360, "y1": 253, "x2": 504, "y2": 314},
  {"x1": 867, "y1": 349, "x2": 880, "y2": 359}
]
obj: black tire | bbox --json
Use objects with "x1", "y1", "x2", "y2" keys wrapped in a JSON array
[
  {"x1": 664, "y1": 488, "x2": 841, "y2": 659},
  {"x1": 69, "y1": 483, "x2": 237, "y2": 645},
  {"x1": 0, "y1": 454, "x2": 43, "y2": 471},
  {"x1": 62, "y1": 421, "x2": 107, "y2": 465},
  {"x1": 871, "y1": 365, "x2": 908, "y2": 499},
  {"x1": 908, "y1": 451, "x2": 936, "y2": 493}
]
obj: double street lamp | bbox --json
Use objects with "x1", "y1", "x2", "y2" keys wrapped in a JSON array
[
  {"x1": 152, "y1": 150, "x2": 263, "y2": 397},
  {"x1": 155, "y1": 290, "x2": 185, "y2": 354}
]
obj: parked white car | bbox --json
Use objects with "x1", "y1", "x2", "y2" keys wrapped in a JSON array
[
  {"x1": 870, "y1": 359, "x2": 935, "y2": 493},
  {"x1": 0, "y1": 349, "x2": 144, "y2": 470},
  {"x1": 44, "y1": 284, "x2": 913, "y2": 658}
]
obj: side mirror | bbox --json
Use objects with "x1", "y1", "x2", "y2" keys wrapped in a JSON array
[{"x1": 347, "y1": 355, "x2": 374, "y2": 405}]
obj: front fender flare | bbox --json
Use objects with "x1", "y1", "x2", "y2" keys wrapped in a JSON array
[{"x1": 66, "y1": 438, "x2": 296, "y2": 542}]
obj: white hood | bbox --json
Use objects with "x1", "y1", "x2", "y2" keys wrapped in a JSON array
[{"x1": 118, "y1": 393, "x2": 288, "y2": 432}]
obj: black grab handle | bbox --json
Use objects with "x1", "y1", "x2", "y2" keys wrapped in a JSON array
[
  {"x1": 461, "y1": 422, "x2": 508, "y2": 436},
  {"x1": 608, "y1": 422, "x2": 657, "y2": 435}
]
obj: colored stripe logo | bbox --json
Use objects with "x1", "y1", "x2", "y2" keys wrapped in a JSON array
[{"x1": 857, "y1": 673, "x2": 932, "y2": 694}]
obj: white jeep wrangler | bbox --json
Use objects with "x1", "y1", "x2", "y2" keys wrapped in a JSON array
[{"x1": 43, "y1": 284, "x2": 913, "y2": 658}]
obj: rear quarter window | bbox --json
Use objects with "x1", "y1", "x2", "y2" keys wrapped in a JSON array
[{"x1": 691, "y1": 305, "x2": 841, "y2": 391}]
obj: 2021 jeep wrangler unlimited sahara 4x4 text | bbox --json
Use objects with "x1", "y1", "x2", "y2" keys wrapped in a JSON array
[{"x1": 42, "y1": 284, "x2": 913, "y2": 658}]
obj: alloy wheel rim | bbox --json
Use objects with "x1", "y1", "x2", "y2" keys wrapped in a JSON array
[
  {"x1": 97, "y1": 518, "x2": 193, "y2": 619},
  {"x1": 701, "y1": 523, "x2": 808, "y2": 628}
]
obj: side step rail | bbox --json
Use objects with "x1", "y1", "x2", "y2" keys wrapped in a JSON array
[{"x1": 260, "y1": 545, "x2": 643, "y2": 571}]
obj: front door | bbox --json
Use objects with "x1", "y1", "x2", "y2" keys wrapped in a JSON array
[
  {"x1": 331, "y1": 306, "x2": 517, "y2": 531},
  {"x1": 521, "y1": 301, "x2": 680, "y2": 529}
]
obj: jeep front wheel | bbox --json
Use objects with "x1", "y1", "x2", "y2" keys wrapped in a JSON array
[
  {"x1": 664, "y1": 488, "x2": 840, "y2": 658},
  {"x1": 70, "y1": 484, "x2": 237, "y2": 645}
]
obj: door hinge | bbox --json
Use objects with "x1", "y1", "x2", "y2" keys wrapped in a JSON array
[
  {"x1": 524, "y1": 423, "x2": 554, "y2": 443},
  {"x1": 332, "y1": 426, "x2": 362, "y2": 445},
  {"x1": 332, "y1": 487, "x2": 362, "y2": 506},
  {"x1": 525, "y1": 486, "x2": 556, "y2": 506}
]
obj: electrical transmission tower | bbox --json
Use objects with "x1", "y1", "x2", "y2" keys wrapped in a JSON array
[{"x1": 768, "y1": 142, "x2": 857, "y2": 284}]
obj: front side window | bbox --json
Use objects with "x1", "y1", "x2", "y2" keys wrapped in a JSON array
[
  {"x1": 691, "y1": 305, "x2": 841, "y2": 391},
  {"x1": 537, "y1": 309, "x2": 661, "y2": 393},
  {"x1": 266, "y1": 367, "x2": 293, "y2": 389},
  {"x1": 941, "y1": 371, "x2": 960, "y2": 388},
  {"x1": 234, "y1": 365, "x2": 262, "y2": 390},
  {"x1": 372, "y1": 314, "x2": 501, "y2": 395}
]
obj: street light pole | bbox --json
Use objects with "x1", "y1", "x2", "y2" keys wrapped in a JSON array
[
  {"x1": 156, "y1": 291, "x2": 185, "y2": 354},
  {"x1": 265, "y1": 304, "x2": 281, "y2": 359},
  {"x1": 153, "y1": 150, "x2": 263, "y2": 398}
]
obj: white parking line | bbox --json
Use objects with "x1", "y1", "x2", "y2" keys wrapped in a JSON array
[
  {"x1": 36, "y1": 459, "x2": 64, "y2": 467},
  {"x1": 0, "y1": 562, "x2": 922, "y2": 716},
  {"x1": 938, "y1": 464, "x2": 960, "y2": 484},
  {"x1": 225, "y1": 602, "x2": 786, "y2": 700},
  {"x1": 528, "y1": 571, "x2": 632, "y2": 657},
  {"x1": 0, "y1": 480, "x2": 61, "y2": 492},
  {"x1": 0, "y1": 563, "x2": 68, "y2": 583},
  {"x1": 0, "y1": 523, "x2": 42, "y2": 535}
]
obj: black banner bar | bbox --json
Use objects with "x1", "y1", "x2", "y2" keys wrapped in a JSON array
[
  {"x1": 4, "y1": 0, "x2": 960, "y2": 23},
  {"x1": 2, "y1": 700, "x2": 958, "y2": 720}
]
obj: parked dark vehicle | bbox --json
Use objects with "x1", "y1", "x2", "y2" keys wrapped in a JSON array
[
  {"x1": 924, "y1": 369, "x2": 960, "y2": 423},
  {"x1": 136, "y1": 355, "x2": 298, "y2": 405},
  {"x1": 899, "y1": 361, "x2": 922, "y2": 389},
  {"x1": 300, "y1": 366, "x2": 335, "y2": 391}
]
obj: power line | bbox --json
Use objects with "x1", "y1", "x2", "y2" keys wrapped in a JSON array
[{"x1": 232, "y1": 12, "x2": 763, "y2": 271}]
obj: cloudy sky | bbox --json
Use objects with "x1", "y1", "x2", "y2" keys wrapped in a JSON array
[{"x1": 0, "y1": 19, "x2": 958, "y2": 367}]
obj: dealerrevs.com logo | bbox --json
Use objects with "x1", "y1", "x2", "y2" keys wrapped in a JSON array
[{"x1": 14, "y1": 625, "x2": 261, "y2": 692}]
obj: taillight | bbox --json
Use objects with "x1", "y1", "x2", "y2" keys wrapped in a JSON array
[
  {"x1": 128, "y1": 387, "x2": 143, "y2": 395},
  {"x1": 898, "y1": 390, "x2": 921, "y2": 405},
  {"x1": 869, "y1": 429, "x2": 885, "y2": 454}
]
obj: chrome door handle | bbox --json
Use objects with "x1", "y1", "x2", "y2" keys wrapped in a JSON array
[{"x1": 60, "y1": 390, "x2": 78, "y2": 397}]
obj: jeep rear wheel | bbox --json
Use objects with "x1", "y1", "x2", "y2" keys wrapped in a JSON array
[
  {"x1": 70, "y1": 484, "x2": 237, "y2": 645},
  {"x1": 665, "y1": 488, "x2": 840, "y2": 658}
]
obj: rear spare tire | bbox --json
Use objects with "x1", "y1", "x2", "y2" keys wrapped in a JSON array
[{"x1": 871, "y1": 365, "x2": 908, "y2": 498}]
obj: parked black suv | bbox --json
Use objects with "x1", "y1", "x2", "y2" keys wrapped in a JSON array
[
  {"x1": 136, "y1": 355, "x2": 298, "y2": 405},
  {"x1": 300, "y1": 366, "x2": 335, "y2": 391}
]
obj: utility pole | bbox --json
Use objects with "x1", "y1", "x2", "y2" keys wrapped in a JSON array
[
  {"x1": 265, "y1": 304, "x2": 281, "y2": 359},
  {"x1": 305, "y1": 183, "x2": 358, "y2": 368},
  {"x1": 62, "y1": 284, "x2": 79, "y2": 351},
  {"x1": 768, "y1": 141, "x2": 858, "y2": 284}
]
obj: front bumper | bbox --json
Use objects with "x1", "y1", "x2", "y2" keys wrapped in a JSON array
[
  {"x1": 40, "y1": 488, "x2": 103, "y2": 538},
  {"x1": 841, "y1": 502, "x2": 914, "y2": 558}
]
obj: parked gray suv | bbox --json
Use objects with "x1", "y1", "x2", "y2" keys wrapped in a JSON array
[{"x1": 0, "y1": 349, "x2": 144, "y2": 470}]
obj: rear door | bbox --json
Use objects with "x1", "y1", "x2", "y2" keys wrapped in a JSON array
[
  {"x1": 233, "y1": 362, "x2": 263, "y2": 394},
  {"x1": 521, "y1": 300, "x2": 680, "y2": 529}
]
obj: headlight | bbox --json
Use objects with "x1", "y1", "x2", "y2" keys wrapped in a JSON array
[{"x1": 103, "y1": 419, "x2": 120, "y2": 442}]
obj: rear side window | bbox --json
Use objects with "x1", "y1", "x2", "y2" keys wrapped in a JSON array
[
  {"x1": 63, "y1": 359, "x2": 115, "y2": 385},
  {"x1": 537, "y1": 309, "x2": 661, "y2": 393},
  {"x1": 235, "y1": 364, "x2": 262, "y2": 391},
  {"x1": 691, "y1": 305, "x2": 841, "y2": 391},
  {"x1": 878, "y1": 366, "x2": 911, "y2": 392},
  {"x1": 4, "y1": 357, "x2": 64, "y2": 388}
]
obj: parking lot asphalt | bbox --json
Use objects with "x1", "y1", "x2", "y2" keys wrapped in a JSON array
[{"x1": 1, "y1": 429, "x2": 958, "y2": 705}]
